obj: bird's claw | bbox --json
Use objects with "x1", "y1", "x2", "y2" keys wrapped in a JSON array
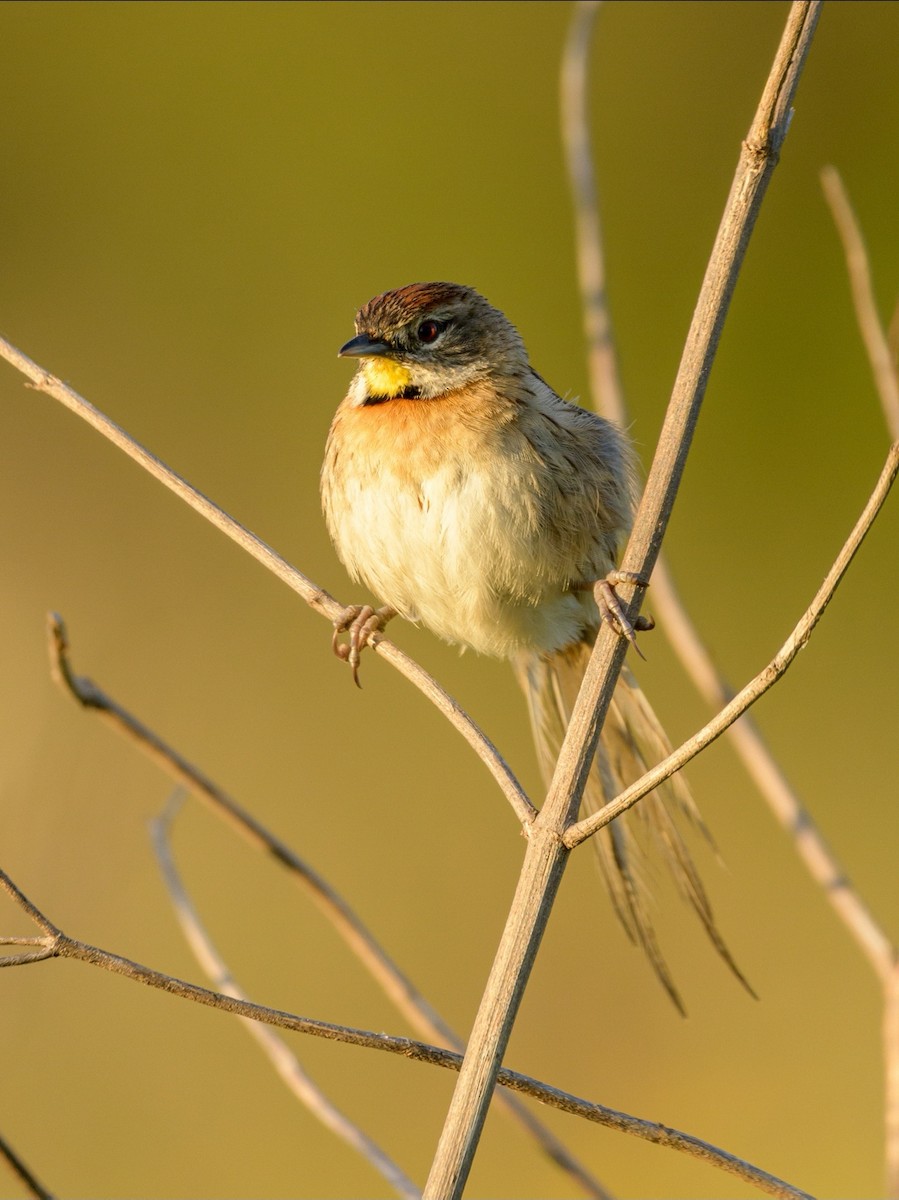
[
  {"x1": 331, "y1": 604, "x2": 396, "y2": 687},
  {"x1": 594, "y1": 572, "x2": 653, "y2": 658}
]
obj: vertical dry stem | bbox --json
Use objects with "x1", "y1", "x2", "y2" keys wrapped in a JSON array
[
  {"x1": 820, "y1": 167, "x2": 899, "y2": 1200},
  {"x1": 422, "y1": 5, "x2": 820, "y2": 1197},
  {"x1": 560, "y1": 0, "x2": 627, "y2": 429},
  {"x1": 564, "y1": 9, "x2": 897, "y2": 1190}
]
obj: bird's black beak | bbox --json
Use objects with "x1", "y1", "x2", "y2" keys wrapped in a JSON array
[{"x1": 338, "y1": 333, "x2": 392, "y2": 358}]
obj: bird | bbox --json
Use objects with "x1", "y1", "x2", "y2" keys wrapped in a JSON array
[{"x1": 321, "y1": 281, "x2": 749, "y2": 1011}]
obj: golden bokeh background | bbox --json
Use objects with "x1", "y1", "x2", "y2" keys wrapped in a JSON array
[{"x1": 2, "y1": 2, "x2": 898, "y2": 1197}]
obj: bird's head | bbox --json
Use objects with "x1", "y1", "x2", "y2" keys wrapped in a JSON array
[{"x1": 338, "y1": 282, "x2": 528, "y2": 402}]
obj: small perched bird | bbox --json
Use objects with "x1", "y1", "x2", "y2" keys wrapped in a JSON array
[{"x1": 321, "y1": 281, "x2": 747, "y2": 1010}]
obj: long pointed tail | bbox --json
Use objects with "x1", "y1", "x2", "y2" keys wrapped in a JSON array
[{"x1": 513, "y1": 643, "x2": 753, "y2": 1012}]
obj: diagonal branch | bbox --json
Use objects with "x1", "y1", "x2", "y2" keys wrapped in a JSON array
[
  {"x1": 0, "y1": 866, "x2": 815, "y2": 1200},
  {"x1": 422, "y1": 7, "x2": 822, "y2": 1198},
  {"x1": 566, "y1": 30, "x2": 899, "y2": 1184},
  {"x1": 820, "y1": 164, "x2": 899, "y2": 1200},
  {"x1": 0, "y1": 334, "x2": 533, "y2": 828},
  {"x1": 0, "y1": 1133, "x2": 56, "y2": 1200},
  {"x1": 565, "y1": 442, "x2": 899, "y2": 848},
  {"x1": 821, "y1": 166, "x2": 899, "y2": 441},
  {"x1": 563, "y1": 9, "x2": 898, "y2": 1191},
  {"x1": 564, "y1": 2, "x2": 896, "y2": 979},
  {"x1": 45, "y1": 614, "x2": 602, "y2": 1198},
  {"x1": 560, "y1": 0, "x2": 627, "y2": 431}
]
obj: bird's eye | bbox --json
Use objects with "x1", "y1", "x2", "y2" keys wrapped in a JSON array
[{"x1": 416, "y1": 319, "x2": 444, "y2": 344}]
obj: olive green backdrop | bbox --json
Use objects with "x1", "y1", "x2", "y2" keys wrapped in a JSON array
[{"x1": 2, "y1": 2, "x2": 898, "y2": 1197}]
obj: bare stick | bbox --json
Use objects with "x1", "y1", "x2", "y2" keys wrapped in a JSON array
[
  {"x1": 45, "y1": 615, "x2": 601, "y2": 1197},
  {"x1": 560, "y1": 0, "x2": 627, "y2": 429},
  {"x1": 563, "y1": 57, "x2": 897, "y2": 977},
  {"x1": 0, "y1": 337, "x2": 532, "y2": 828},
  {"x1": 151, "y1": 798, "x2": 420, "y2": 1200},
  {"x1": 492, "y1": 1079, "x2": 815, "y2": 1200},
  {"x1": 565, "y1": 11, "x2": 899, "y2": 1188},
  {"x1": 821, "y1": 165, "x2": 899, "y2": 1200},
  {"x1": 561, "y1": 0, "x2": 889, "y2": 964},
  {"x1": 422, "y1": 7, "x2": 821, "y2": 1197},
  {"x1": 0, "y1": 1134, "x2": 56, "y2": 1200},
  {"x1": 0, "y1": 867, "x2": 815, "y2": 1200},
  {"x1": 650, "y1": 565, "x2": 894, "y2": 975},
  {"x1": 821, "y1": 166, "x2": 899, "y2": 440},
  {"x1": 46, "y1": 615, "x2": 603, "y2": 1197},
  {"x1": 565, "y1": 442, "x2": 899, "y2": 846}
]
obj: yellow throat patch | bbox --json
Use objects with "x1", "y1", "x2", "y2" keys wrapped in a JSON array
[{"x1": 362, "y1": 357, "x2": 412, "y2": 396}]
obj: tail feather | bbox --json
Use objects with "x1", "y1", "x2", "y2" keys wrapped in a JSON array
[{"x1": 513, "y1": 643, "x2": 751, "y2": 1010}]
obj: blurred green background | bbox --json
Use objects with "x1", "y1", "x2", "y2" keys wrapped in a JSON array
[{"x1": 2, "y1": 2, "x2": 898, "y2": 1196}]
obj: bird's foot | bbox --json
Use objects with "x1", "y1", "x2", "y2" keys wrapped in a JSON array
[
  {"x1": 331, "y1": 604, "x2": 397, "y2": 687},
  {"x1": 594, "y1": 572, "x2": 654, "y2": 657}
]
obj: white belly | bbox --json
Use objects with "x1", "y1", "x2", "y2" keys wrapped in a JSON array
[{"x1": 326, "y1": 454, "x2": 596, "y2": 659}]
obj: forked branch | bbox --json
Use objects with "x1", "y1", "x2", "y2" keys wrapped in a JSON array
[
  {"x1": 565, "y1": 440, "x2": 899, "y2": 847},
  {"x1": 0, "y1": 334, "x2": 533, "y2": 828},
  {"x1": 563, "y1": 8, "x2": 898, "y2": 1193},
  {"x1": 45, "y1": 613, "x2": 602, "y2": 1198},
  {"x1": 568, "y1": 18, "x2": 899, "y2": 1177},
  {"x1": 422, "y1": 6, "x2": 821, "y2": 1197}
]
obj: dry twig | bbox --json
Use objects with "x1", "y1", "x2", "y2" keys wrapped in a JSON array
[
  {"x1": 820, "y1": 164, "x2": 899, "y2": 1200},
  {"x1": 562, "y1": 7, "x2": 897, "y2": 1191},
  {"x1": 0, "y1": 1133, "x2": 55, "y2": 1200},
  {"x1": 0, "y1": 866, "x2": 814, "y2": 1200},
  {"x1": 0, "y1": 334, "x2": 533, "y2": 828},
  {"x1": 44, "y1": 613, "x2": 604, "y2": 1199},
  {"x1": 151, "y1": 797, "x2": 419, "y2": 1200},
  {"x1": 822, "y1": 166, "x2": 899, "y2": 442},
  {"x1": 563, "y1": 0, "x2": 896, "y2": 977},
  {"x1": 566, "y1": 441, "x2": 899, "y2": 846},
  {"x1": 560, "y1": 0, "x2": 627, "y2": 430},
  {"x1": 422, "y1": 7, "x2": 821, "y2": 1197}
]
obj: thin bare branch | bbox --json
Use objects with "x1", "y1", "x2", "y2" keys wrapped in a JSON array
[
  {"x1": 151, "y1": 798, "x2": 420, "y2": 1200},
  {"x1": 423, "y1": 7, "x2": 821, "y2": 1197},
  {"x1": 563, "y1": 36, "x2": 899, "y2": 974},
  {"x1": 491, "y1": 1079, "x2": 815, "y2": 1200},
  {"x1": 562, "y1": 0, "x2": 893, "y2": 978},
  {"x1": 559, "y1": 0, "x2": 887, "y2": 971},
  {"x1": 0, "y1": 947, "x2": 58, "y2": 967},
  {"x1": 566, "y1": 11, "x2": 899, "y2": 1190},
  {"x1": 47, "y1": 612, "x2": 465, "y2": 1023},
  {"x1": 45, "y1": 615, "x2": 603, "y2": 1198},
  {"x1": 0, "y1": 336, "x2": 532, "y2": 827},
  {"x1": 560, "y1": 0, "x2": 627, "y2": 429},
  {"x1": 565, "y1": 22, "x2": 899, "y2": 1195},
  {"x1": 0, "y1": 872, "x2": 58, "y2": 938},
  {"x1": 650, "y1": 563, "x2": 894, "y2": 974},
  {"x1": 566, "y1": 441, "x2": 899, "y2": 848},
  {"x1": 820, "y1": 165, "x2": 899, "y2": 1200},
  {"x1": 0, "y1": 866, "x2": 814, "y2": 1200},
  {"x1": 821, "y1": 166, "x2": 899, "y2": 440},
  {"x1": 0, "y1": 1133, "x2": 56, "y2": 1200}
]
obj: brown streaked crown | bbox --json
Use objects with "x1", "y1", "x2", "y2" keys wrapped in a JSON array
[{"x1": 345, "y1": 282, "x2": 529, "y2": 398}]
